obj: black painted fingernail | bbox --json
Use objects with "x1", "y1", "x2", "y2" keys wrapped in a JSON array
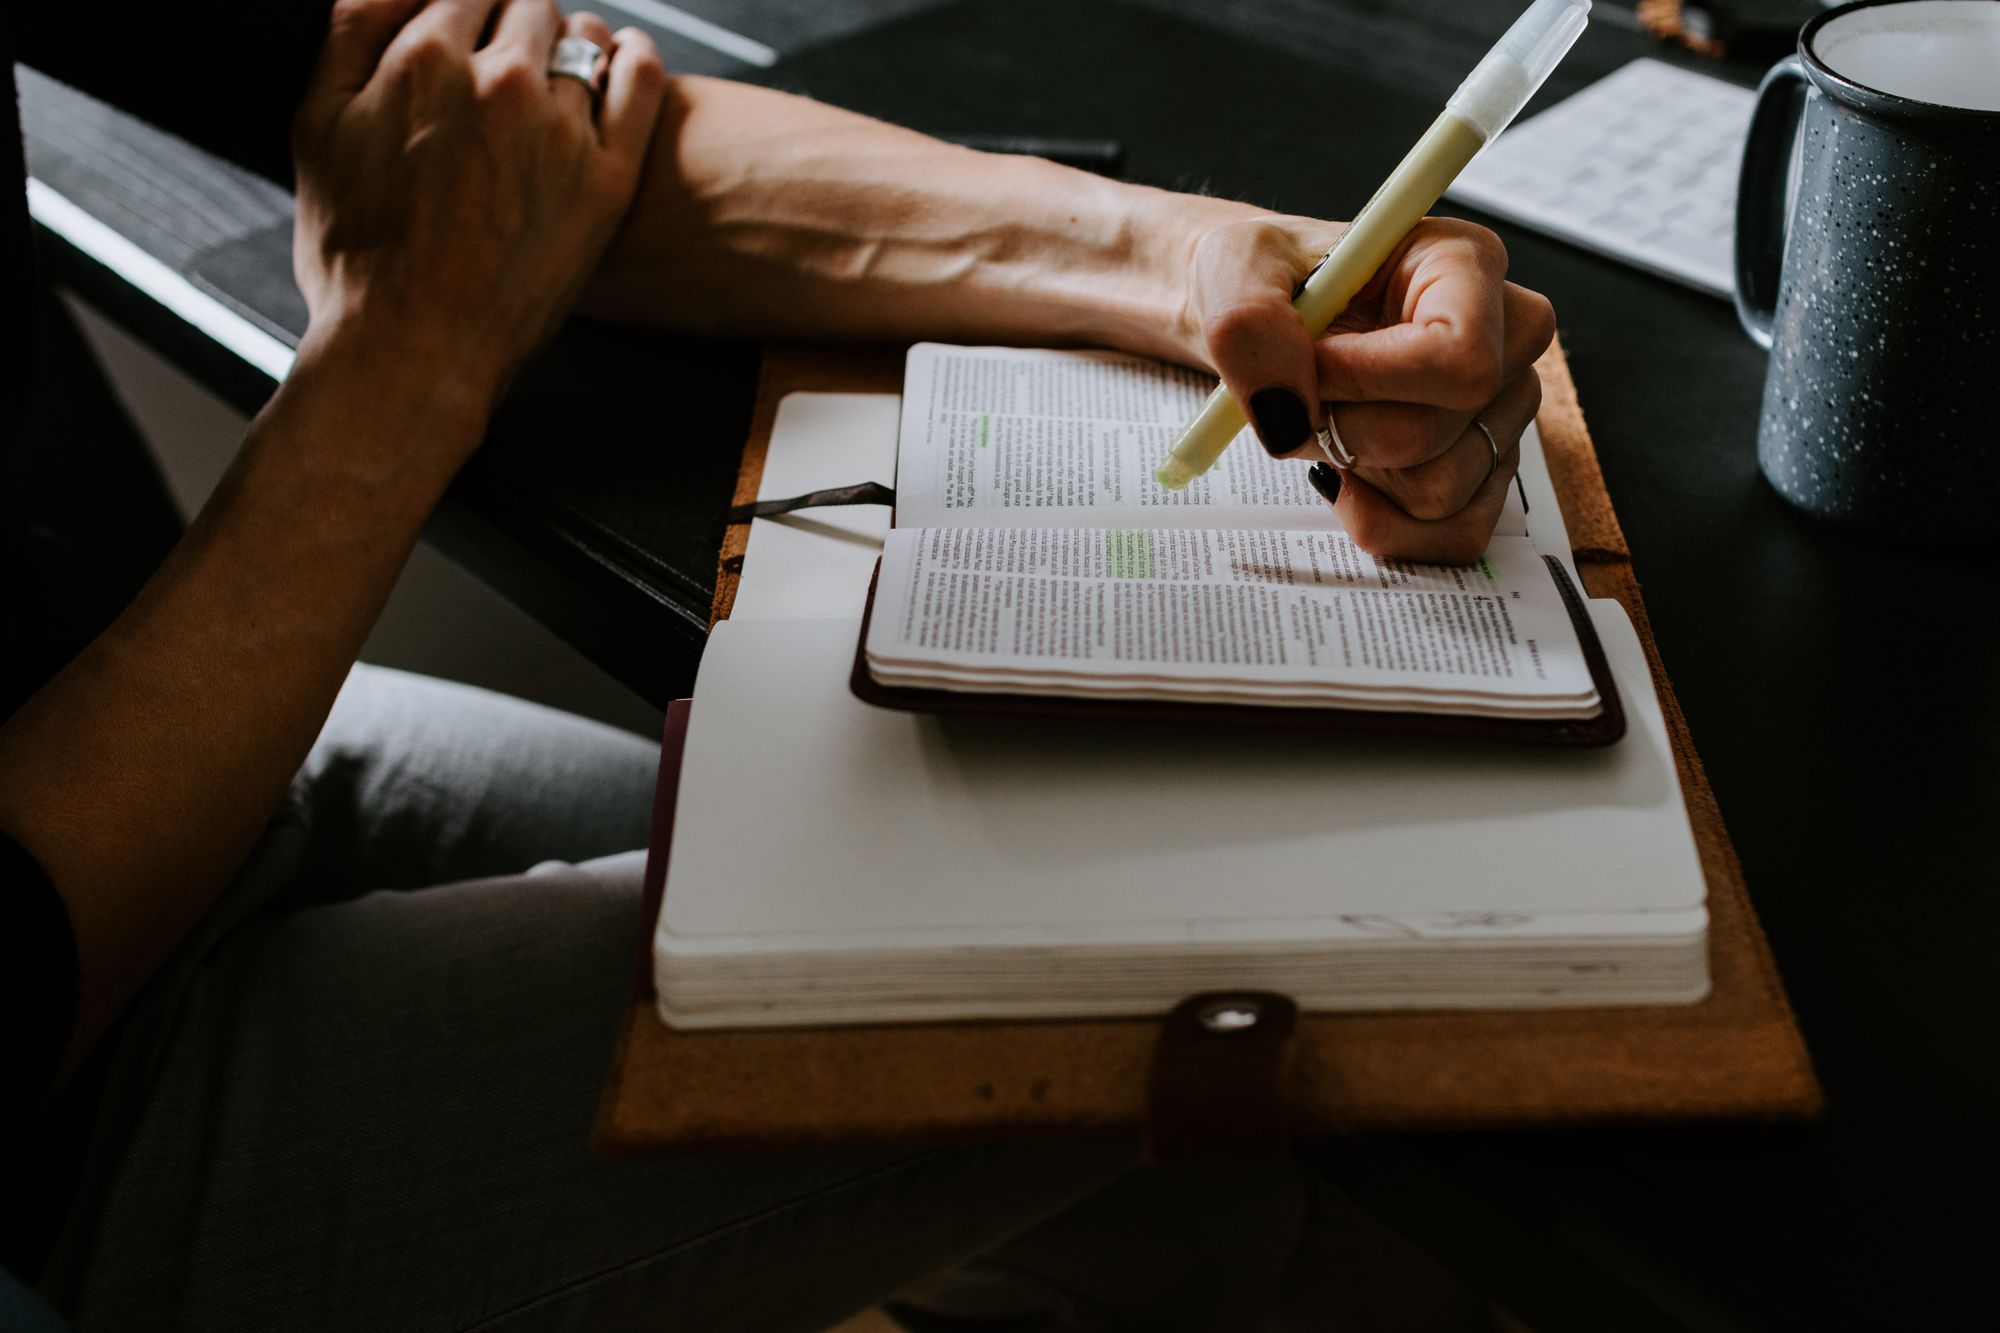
[
  {"x1": 1248, "y1": 387, "x2": 1312, "y2": 457},
  {"x1": 1307, "y1": 462, "x2": 1342, "y2": 505}
]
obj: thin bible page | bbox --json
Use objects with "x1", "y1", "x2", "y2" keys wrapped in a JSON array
[
  {"x1": 866, "y1": 527, "x2": 1592, "y2": 702},
  {"x1": 727, "y1": 359, "x2": 1549, "y2": 627},
  {"x1": 896, "y1": 344, "x2": 1530, "y2": 535}
]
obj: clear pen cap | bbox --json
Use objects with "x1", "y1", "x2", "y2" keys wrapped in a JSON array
[{"x1": 1445, "y1": 0, "x2": 1592, "y2": 142}]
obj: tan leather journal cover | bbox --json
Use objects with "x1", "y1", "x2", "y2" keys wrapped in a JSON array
[{"x1": 595, "y1": 340, "x2": 1822, "y2": 1152}]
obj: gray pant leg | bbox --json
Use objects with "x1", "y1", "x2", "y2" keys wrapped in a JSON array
[
  {"x1": 295, "y1": 664, "x2": 662, "y2": 895},
  {"x1": 50, "y1": 668, "x2": 1329, "y2": 1331},
  {"x1": 42, "y1": 663, "x2": 667, "y2": 1301},
  {"x1": 63, "y1": 852, "x2": 1138, "y2": 1332}
]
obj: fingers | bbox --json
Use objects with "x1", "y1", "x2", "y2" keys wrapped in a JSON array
[
  {"x1": 1312, "y1": 282, "x2": 1556, "y2": 469},
  {"x1": 565, "y1": 9, "x2": 617, "y2": 48},
  {"x1": 1304, "y1": 369, "x2": 1541, "y2": 564},
  {"x1": 543, "y1": 10, "x2": 615, "y2": 119},
  {"x1": 1191, "y1": 220, "x2": 1338, "y2": 458},
  {"x1": 1349, "y1": 369, "x2": 1541, "y2": 524},
  {"x1": 300, "y1": 0, "x2": 431, "y2": 136},
  {"x1": 1320, "y1": 394, "x2": 1520, "y2": 564},
  {"x1": 355, "y1": 0, "x2": 502, "y2": 106},
  {"x1": 1315, "y1": 271, "x2": 1504, "y2": 410},
  {"x1": 598, "y1": 27, "x2": 669, "y2": 155},
  {"x1": 1321, "y1": 425, "x2": 1523, "y2": 565},
  {"x1": 489, "y1": 0, "x2": 560, "y2": 59},
  {"x1": 1497, "y1": 282, "x2": 1558, "y2": 375},
  {"x1": 1315, "y1": 222, "x2": 1550, "y2": 412},
  {"x1": 1180, "y1": 212, "x2": 1553, "y2": 562},
  {"x1": 390, "y1": 0, "x2": 504, "y2": 56}
]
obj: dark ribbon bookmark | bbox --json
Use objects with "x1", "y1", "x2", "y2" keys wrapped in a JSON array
[{"x1": 723, "y1": 481, "x2": 896, "y2": 525}]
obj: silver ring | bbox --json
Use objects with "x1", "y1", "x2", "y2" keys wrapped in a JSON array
[
  {"x1": 548, "y1": 36, "x2": 606, "y2": 97},
  {"x1": 1315, "y1": 410, "x2": 1359, "y2": 469},
  {"x1": 1474, "y1": 419, "x2": 1500, "y2": 484}
]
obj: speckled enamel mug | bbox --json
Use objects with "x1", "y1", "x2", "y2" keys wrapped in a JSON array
[{"x1": 1734, "y1": 0, "x2": 2000, "y2": 543}]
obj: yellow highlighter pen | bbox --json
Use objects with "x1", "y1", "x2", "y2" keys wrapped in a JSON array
[{"x1": 1154, "y1": 0, "x2": 1593, "y2": 490}]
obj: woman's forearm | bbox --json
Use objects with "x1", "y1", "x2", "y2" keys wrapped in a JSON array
[
  {"x1": 580, "y1": 76, "x2": 1256, "y2": 364},
  {"x1": 0, "y1": 339, "x2": 483, "y2": 1063}
]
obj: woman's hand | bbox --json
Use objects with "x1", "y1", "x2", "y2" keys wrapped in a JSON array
[
  {"x1": 1181, "y1": 215, "x2": 1556, "y2": 564},
  {"x1": 291, "y1": 0, "x2": 668, "y2": 440}
]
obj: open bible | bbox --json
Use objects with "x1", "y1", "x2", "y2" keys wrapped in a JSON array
[{"x1": 855, "y1": 345, "x2": 1621, "y2": 743}]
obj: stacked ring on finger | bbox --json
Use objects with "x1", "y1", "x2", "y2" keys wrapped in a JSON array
[
  {"x1": 547, "y1": 36, "x2": 606, "y2": 97},
  {"x1": 1315, "y1": 413, "x2": 1360, "y2": 470},
  {"x1": 1473, "y1": 419, "x2": 1500, "y2": 485}
]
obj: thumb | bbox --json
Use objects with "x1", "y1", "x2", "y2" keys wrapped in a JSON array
[
  {"x1": 1205, "y1": 297, "x2": 1322, "y2": 459},
  {"x1": 1193, "y1": 223, "x2": 1326, "y2": 460}
]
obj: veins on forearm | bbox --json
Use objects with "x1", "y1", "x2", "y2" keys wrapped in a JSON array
[{"x1": 580, "y1": 79, "x2": 1214, "y2": 359}]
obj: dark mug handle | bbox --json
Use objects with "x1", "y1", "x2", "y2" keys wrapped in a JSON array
[{"x1": 1734, "y1": 56, "x2": 1809, "y2": 348}]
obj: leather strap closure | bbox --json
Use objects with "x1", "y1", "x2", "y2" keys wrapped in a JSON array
[{"x1": 1145, "y1": 991, "x2": 1299, "y2": 1161}]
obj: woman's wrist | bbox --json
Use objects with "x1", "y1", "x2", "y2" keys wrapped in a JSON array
[
  {"x1": 1067, "y1": 181, "x2": 1267, "y2": 369},
  {"x1": 280, "y1": 318, "x2": 500, "y2": 479},
  {"x1": 203, "y1": 322, "x2": 502, "y2": 552}
]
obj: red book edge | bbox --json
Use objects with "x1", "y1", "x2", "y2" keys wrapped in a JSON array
[{"x1": 632, "y1": 698, "x2": 693, "y2": 999}]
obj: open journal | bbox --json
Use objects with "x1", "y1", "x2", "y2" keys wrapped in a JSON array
[
  {"x1": 648, "y1": 350, "x2": 1711, "y2": 1030},
  {"x1": 856, "y1": 345, "x2": 1620, "y2": 740}
]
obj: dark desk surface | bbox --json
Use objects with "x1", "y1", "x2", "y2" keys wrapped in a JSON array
[{"x1": 28, "y1": 2, "x2": 1997, "y2": 1328}]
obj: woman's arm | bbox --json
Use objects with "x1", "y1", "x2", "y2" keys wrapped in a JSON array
[
  {"x1": 581, "y1": 74, "x2": 1556, "y2": 562},
  {"x1": 0, "y1": 344, "x2": 482, "y2": 1060},
  {"x1": 0, "y1": 0, "x2": 667, "y2": 1077},
  {"x1": 577, "y1": 76, "x2": 1240, "y2": 365}
]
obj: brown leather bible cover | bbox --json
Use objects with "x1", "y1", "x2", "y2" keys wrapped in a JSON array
[{"x1": 595, "y1": 340, "x2": 1821, "y2": 1152}]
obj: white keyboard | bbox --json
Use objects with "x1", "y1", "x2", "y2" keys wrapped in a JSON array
[{"x1": 1445, "y1": 58, "x2": 1755, "y2": 298}]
